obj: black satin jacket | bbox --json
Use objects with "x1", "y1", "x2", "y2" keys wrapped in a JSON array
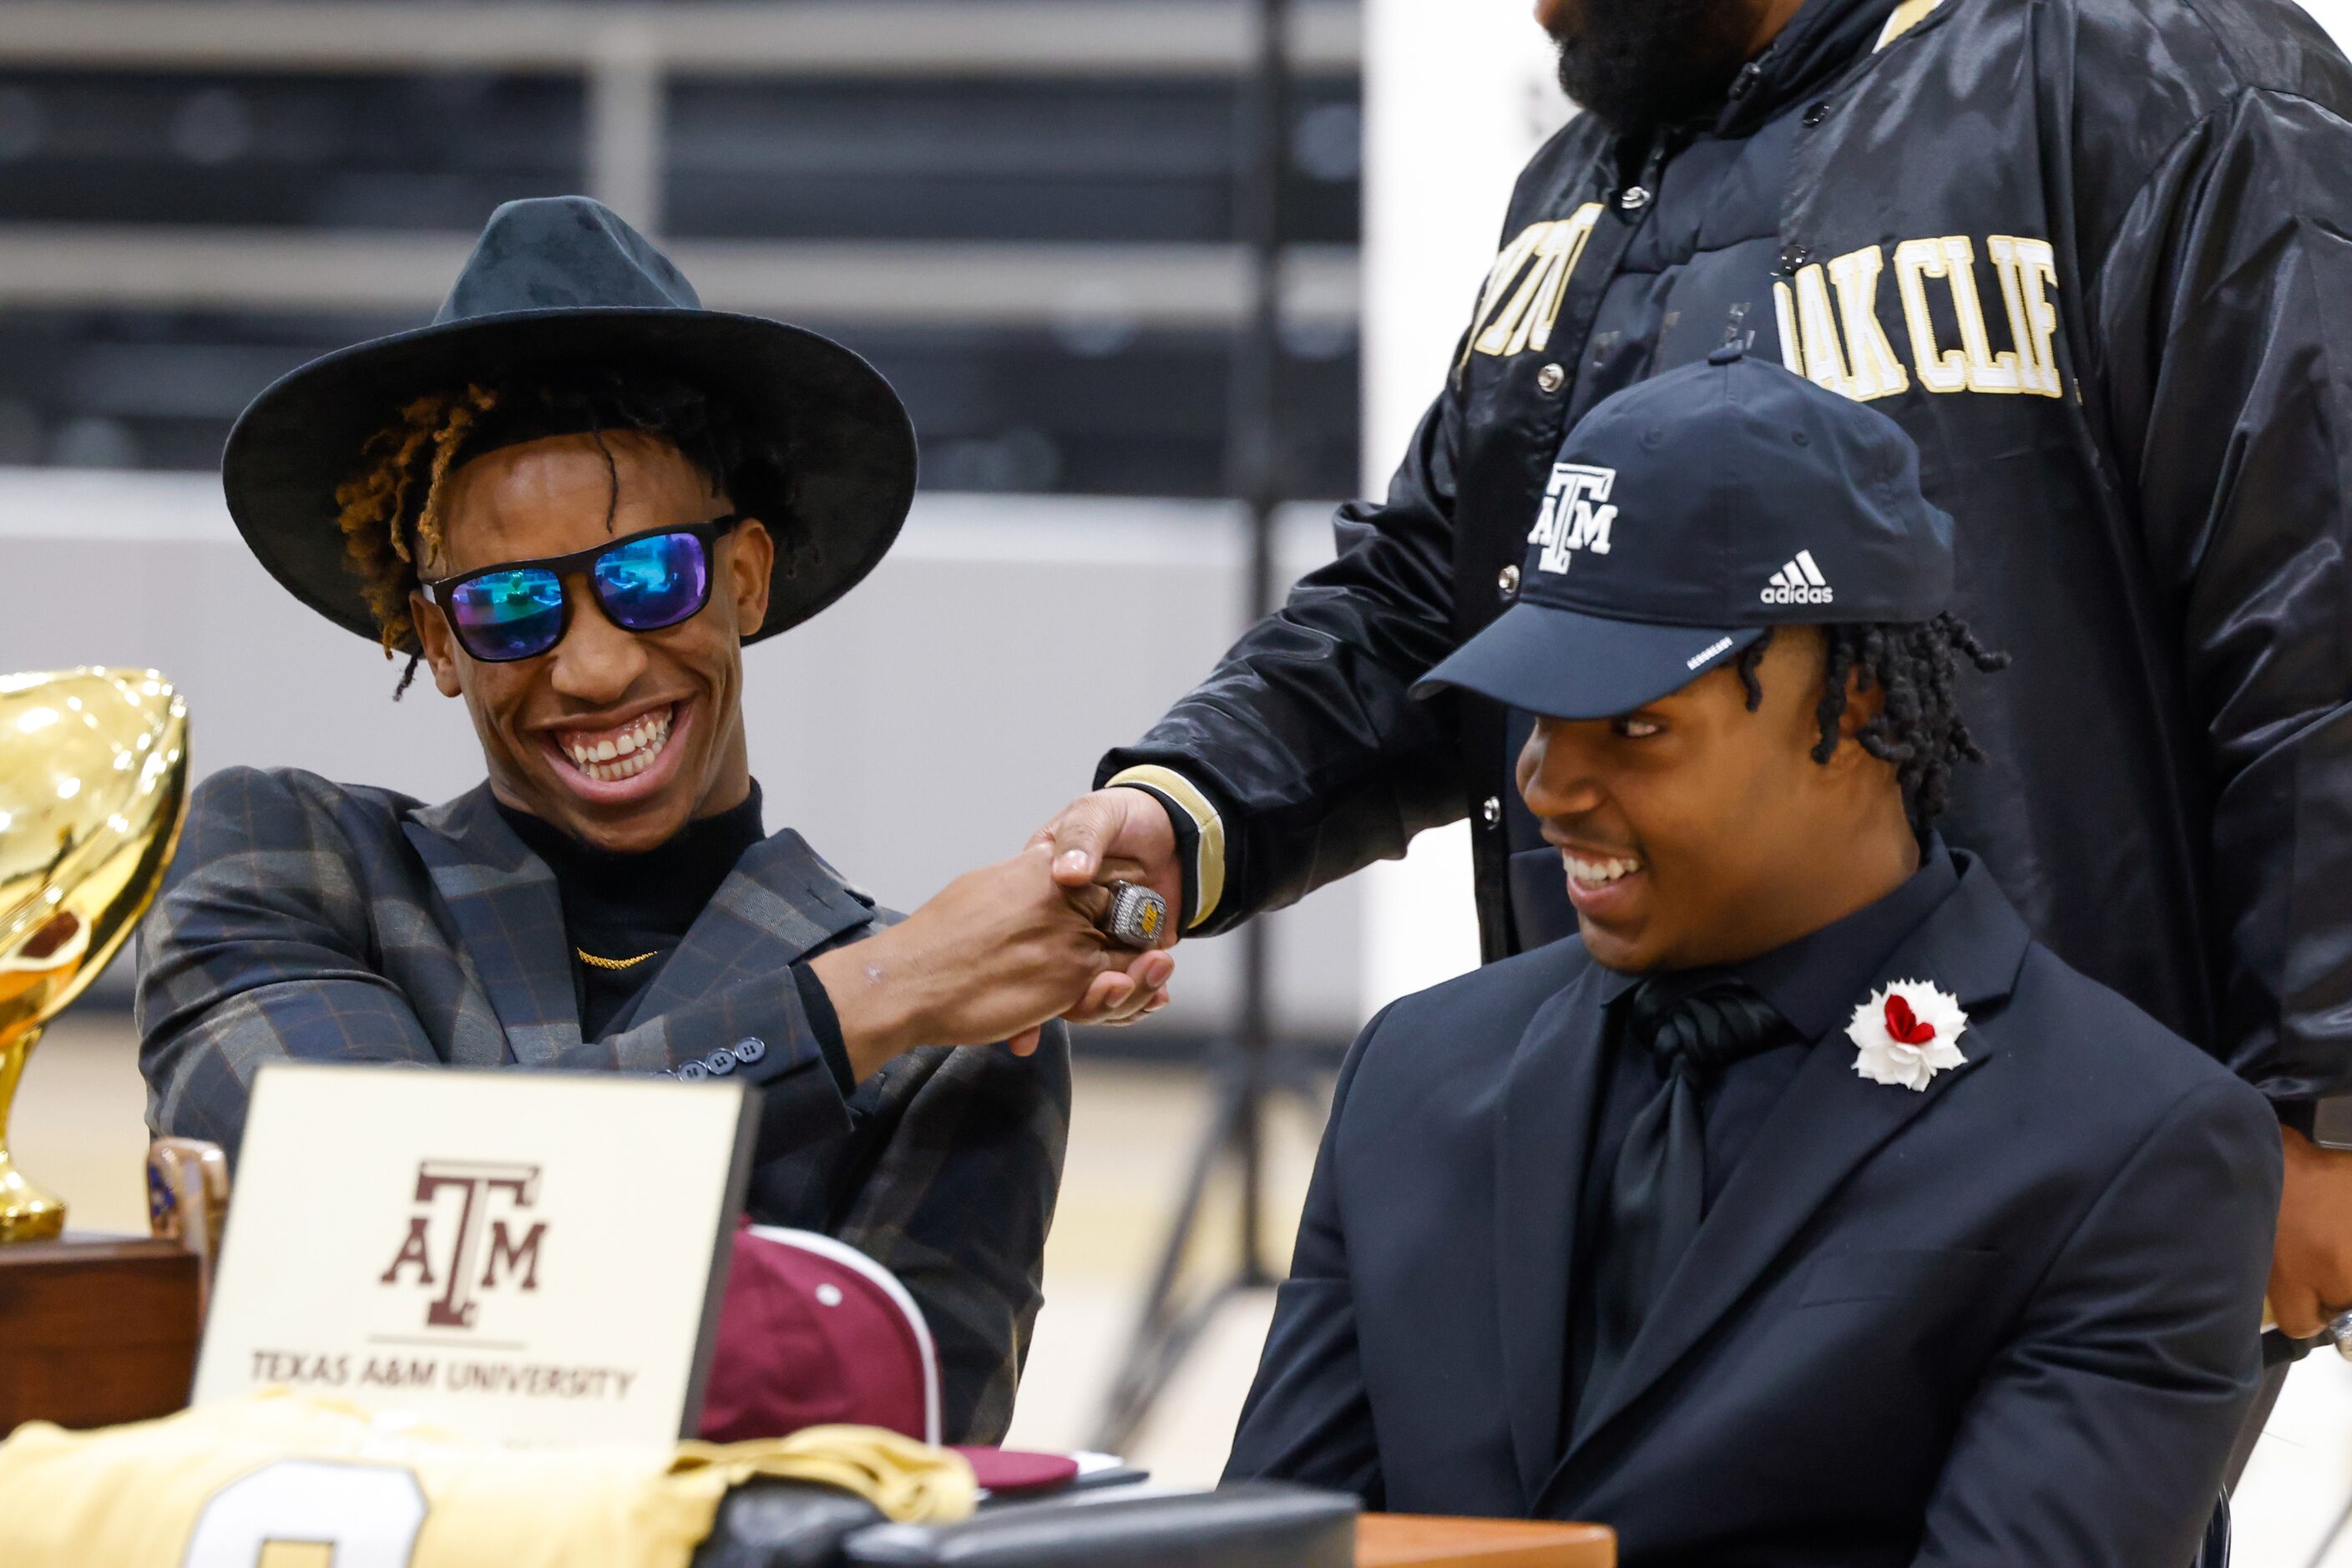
[{"x1": 1103, "y1": 0, "x2": 2352, "y2": 1105}]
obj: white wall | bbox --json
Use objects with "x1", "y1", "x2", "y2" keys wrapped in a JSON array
[
  {"x1": 1361, "y1": 0, "x2": 1570, "y2": 486},
  {"x1": 1354, "y1": 0, "x2": 1570, "y2": 1013},
  {"x1": 2302, "y1": 0, "x2": 2352, "y2": 47},
  {"x1": 0, "y1": 469, "x2": 1363, "y2": 1039}
]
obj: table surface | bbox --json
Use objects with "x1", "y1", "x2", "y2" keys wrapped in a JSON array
[
  {"x1": 1355, "y1": 1513, "x2": 1615, "y2": 1568},
  {"x1": 6, "y1": 1240, "x2": 1616, "y2": 1567},
  {"x1": 0, "y1": 1227, "x2": 199, "y2": 1434},
  {"x1": 0, "y1": 1232, "x2": 180, "y2": 1267}
]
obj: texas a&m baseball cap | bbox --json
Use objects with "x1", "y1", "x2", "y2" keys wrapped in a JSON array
[{"x1": 1412, "y1": 344, "x2": 1954, "y2": 720}]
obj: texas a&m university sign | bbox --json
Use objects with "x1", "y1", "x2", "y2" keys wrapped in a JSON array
[{"x1": 191, "y1": 1063, "x2": 754, "y2": 1445}]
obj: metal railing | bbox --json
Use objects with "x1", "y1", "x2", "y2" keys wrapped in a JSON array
[
  {"x1": 0, "y1": 3, "x2": 1360, "y2": 77},
  {"x1": 0, "y1": 2, "x2": 1361, "y2": 327},
  {"x1": 0, "y1": 225, "x2": 1358, "y2": 328}
]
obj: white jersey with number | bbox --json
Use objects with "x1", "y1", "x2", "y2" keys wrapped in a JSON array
[{"x1": 0, "y1": 1389, "x2": 974, "y2": 1568}]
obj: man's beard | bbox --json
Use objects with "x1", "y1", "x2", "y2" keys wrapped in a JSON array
[{"x1": 1551, "y1": 0, "x2": 1758, "y2": 131}]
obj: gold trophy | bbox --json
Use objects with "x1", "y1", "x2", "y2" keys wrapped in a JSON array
[{"x1": 0, "y1": 669, "x2": 190, "y2": 1242}]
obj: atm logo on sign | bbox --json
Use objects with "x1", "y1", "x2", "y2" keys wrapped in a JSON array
[
  {"x1": 379, "y1": 1161, "x2": 547, "y2": 1331},
  {"x1": 1530, "y1": 463, "x2": 1617, "y2": 576}
]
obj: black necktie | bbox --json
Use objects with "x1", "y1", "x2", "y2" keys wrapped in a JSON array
[{"x1": 1576, "y1": 972, "x2": 1787, "y2": 1435}]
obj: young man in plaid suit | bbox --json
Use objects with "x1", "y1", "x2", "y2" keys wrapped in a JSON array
[{"x1": 135, "y1": 198, "x2": 1168, "y2": 1443}]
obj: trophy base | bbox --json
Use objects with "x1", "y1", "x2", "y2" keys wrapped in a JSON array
[{"x1": 0, "y1": 1151, "x2": 65, "y2": 1243}]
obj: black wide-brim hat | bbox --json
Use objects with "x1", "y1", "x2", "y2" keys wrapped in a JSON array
[{"x1": 223, "y1": 196, "x2": 917, "y2": 653}]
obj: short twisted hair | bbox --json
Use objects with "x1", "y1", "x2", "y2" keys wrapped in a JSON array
[
  {"x1": 1732, "y1": 615, "x2": 2011, "y2": 831},
  {"x1": 332, "y1": 368, "x2": 800, "y2": 694}
]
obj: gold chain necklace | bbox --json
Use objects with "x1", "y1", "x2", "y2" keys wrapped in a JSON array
[{"x1": 575, "y1": 947, "x2": 660, "y2": 972}]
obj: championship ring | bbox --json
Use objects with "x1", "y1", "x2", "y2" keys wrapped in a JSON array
[{"x1": 1100, "y1": 881, "x2": 1169, "y2": 950}]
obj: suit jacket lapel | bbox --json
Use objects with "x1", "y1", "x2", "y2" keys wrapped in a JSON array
[
  {"x1": 617, "y1": 829, "x2": 876, "y2": 1029},
  {"x1": 1551, "y1": 856, "x2": 2032, "y2": 1488},
  {"x1": 402, "y1": 784, "x2": 579, "y2": 1065},
  {"x1": 1493, "y1": 960, "x2": 1616, "y2": 1509}
]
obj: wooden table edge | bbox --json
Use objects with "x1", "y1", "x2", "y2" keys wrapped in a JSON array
[{"x1": 1355, "y1": 1511, "x2": 1616, "y2": 1568}]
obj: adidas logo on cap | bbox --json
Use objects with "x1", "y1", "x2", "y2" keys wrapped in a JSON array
[{"x1": 1761, "y1": 549, "x2": 1834, "y2": 606}]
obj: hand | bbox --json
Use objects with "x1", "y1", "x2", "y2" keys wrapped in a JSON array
[
  {"x1": 807, "y1": 844, "x2": 1175, "y2": 1082},
  {"x1": 1030, "y1": 787, "x2": 1186, "y2": 1028},
  {"x1": 2268, "y1": 1125, "x2": 2352, "y2": 1338}
]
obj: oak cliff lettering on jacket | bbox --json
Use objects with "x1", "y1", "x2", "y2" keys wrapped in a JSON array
[{"x1": 1470, "y1": 211, "x2": 2064, "y2": 405}]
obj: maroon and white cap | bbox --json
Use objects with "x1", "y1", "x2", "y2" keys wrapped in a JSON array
[
  {"x1": 698, "y1": 1223, "x2": 1087, "y2": 1495},
  {"x1": 700, "y1": 1222, "x2": 943, "y2": 1446}
]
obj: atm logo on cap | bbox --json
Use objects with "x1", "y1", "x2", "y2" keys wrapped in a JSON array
[{"x1": 1530, "y1": 463, "x2": 1617, "y2": 575}]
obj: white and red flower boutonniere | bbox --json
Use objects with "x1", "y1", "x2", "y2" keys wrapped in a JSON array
[{"x1": 1846, "y1": 979, "x2": 1969, "y2": 1091}]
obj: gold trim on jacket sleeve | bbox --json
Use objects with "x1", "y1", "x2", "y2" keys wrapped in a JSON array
[
  {"x1": 1876, "y1": 0, "x2": 1941, "y2": 50},
  {"x1": 1104, "y1": 765, "x2": 1227, "y2": 929}
]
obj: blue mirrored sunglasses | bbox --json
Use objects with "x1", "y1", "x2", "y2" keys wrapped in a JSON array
[{"x1": 419, "y1": 517, "x2": 741, "y2": 664}]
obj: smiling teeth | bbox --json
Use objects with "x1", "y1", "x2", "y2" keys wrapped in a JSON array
[
  {"x1": 1565, "y1": 853, "x2": 1641, "y2": 887},
  {"x1": 563, "y1": 708, "x2": 673, "y2": 784}
]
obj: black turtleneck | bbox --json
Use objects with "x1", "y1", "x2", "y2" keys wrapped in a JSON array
[
  {"x1": 498, "y1": 784, "x2": 764, "y2": 1038},
  {"x1": 493, "y1": 786, "x2": 852, "y2": 1099}
]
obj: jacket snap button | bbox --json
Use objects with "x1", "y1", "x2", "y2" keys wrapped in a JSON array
[
  {"x1": 1535, "y1": 362, "x2": 1566, "y2": 395},
  {"x1": 1480, "y1": 796, "x2": 1503, "y2": 827},
  {"x1": 1497, "y1": 564, "x2": 1520, "y2": 601},
  {"x1": 1619, "y1": 185, "x2": 1651, "y2": 211}
]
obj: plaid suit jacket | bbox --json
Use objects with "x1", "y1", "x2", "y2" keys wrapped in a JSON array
[{"x1": 136, "y1": 765, "x2": 1070, "y2": 1443}]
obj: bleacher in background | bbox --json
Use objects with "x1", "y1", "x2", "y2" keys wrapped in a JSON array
[{"x1": 0, "y1": 0, "x2": 1363, "y2": 496}]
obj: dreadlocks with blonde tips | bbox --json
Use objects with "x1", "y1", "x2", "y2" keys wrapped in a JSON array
[
  {"x1": 333, "y1": 384, "x2": 500, "y2": 690},
  {"x1": 330, "y1": 368, "x2": 800, "y2": 699}
]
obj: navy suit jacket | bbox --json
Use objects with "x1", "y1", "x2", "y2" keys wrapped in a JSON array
[{"x1": 1226, "y1": 854, "x2": 2280, "y2": 1567}]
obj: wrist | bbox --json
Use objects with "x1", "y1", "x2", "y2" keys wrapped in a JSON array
[
  {"x1": 1102, "y1": 766, "x2": 1222, "y2": 929},
  {"x1": 807, "y1": 939, "x2": 921, "y2": 1081}
]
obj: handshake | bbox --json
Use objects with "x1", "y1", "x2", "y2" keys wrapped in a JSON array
[{"x1": 804, "y1": 787, "x2": 1187, "y2": 1083}]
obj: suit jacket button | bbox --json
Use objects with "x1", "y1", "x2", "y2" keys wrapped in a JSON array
[
  {"x1": 1535, "y1": 362, "x2": 1566, "y2": 395},
  {"x1": 676, "y1": 1060, "x2": 710, "y2": 1081},
  {"x1": 732, "y1": 1036, "x2": 767, "y2": 1066},
  {"x1": 701, "y1": 1048, "x2": 738, "y2": 1077},
  {"x1": 1480, "y1": 796, "x2": 1503, "y2": 827}
]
